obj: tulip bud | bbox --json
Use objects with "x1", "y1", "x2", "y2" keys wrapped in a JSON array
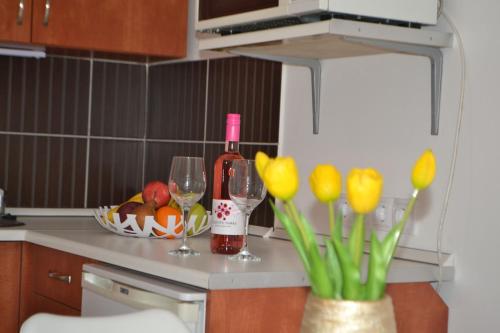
[
  {"x1": 261, "y1": 156, "x2": 299, "y2": 201},
  {"x1": 347, "y1": 168, "x2": 383, "y2": 214},
  {"x1": 255, "y1": 151, "x2": 270, "y2": 179},
  {"x1": 309, "y1": 165, "x2": 342, "y2": 203},
  {"x1": 411, "y1": 149, "x2": 436, "y2": 190}
]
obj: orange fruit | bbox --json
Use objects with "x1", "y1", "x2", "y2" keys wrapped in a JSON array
[{"x1": 154, "y1": 206, "x2": 182, "y2": 236}]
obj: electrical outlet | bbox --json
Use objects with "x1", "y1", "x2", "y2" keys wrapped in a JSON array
[
  {"x1": 393, "y1": 198, "x2": 415, "y2": 235},
  {"x1": 335, "y1": 195, "x2": 353, "y2": 237},
  {"x1": 369, "y1": 197, "x2": 393, "y2": 232}
]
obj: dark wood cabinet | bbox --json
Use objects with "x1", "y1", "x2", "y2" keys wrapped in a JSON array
[
  {"x1": 0, "y1": 242, "x2": 22, "y2": 333},
  {"x1": 19, "y1": 243, "x2": 95, "y2": 325},
  {"x1": 0, "y1": 0, "x2": 33, "y2": 43},
  {"x1": 198, "y1": 0, "x2": 278, "y2": 20},
  {"x1": 206, "y1": 283, "x2": 448, "y2": 333},
  {"x1": 31, "y1": 0, "x2": 187, "y2": 57},
  {"x1": 5, "y1": 241, "x2": 448, "y2": 332},
  {"x1": 0, "y1": 0, "x2": 188, "y2": 57}
]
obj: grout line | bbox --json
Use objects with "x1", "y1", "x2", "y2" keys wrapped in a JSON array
[
  {"x1": 4, "y1": 58, "x2": 13, "y2": 192},
  {"x1": 83, "y1": 54, "x2": 94, "y2": 208},
  {"x1": 48, "y1": 53, "x2": 146, "y2": 66},
  {"x1": 148, "y1": 58, "x2": 207, "y2": 68},
  {"x1": 0, "y1": 131, "x2": 88, "y2": 139},
  {"x1": 0, "y1": 131, "x2": 279, "y2": 146},
  {"x1": 17, "y1": 60, "x2": 27, "y2": 205},
  {"x1": 203, "y1": 60, "x2": 210, "y2": 158},
  {"x1": 142, "y1": 64, "x2": 149, "y2": 188}
]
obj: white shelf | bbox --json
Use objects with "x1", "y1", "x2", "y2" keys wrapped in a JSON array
[
  {"x1": 198, "y1": 19, "x2": 453, "y2": 58},
  {"x1": 198, "y1": 19, "x2": 453, "y2": 135}
]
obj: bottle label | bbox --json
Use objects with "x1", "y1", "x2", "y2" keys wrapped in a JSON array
[{"x1": 211, "y1": 199, "x2": 245, "y2": 235}]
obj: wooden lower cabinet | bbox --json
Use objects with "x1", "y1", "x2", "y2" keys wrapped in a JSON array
[
  {"x1": 0, "y1": 242, "x2": 22, "y2": 333},
  {"x1": 19, "y1": 243, "x2": 95, "y2": 326},
  {"x1": 3, "y1": 241, "x2": 448, "y2": 332},
  {"x1": 206, "y1": 283, "x2": 448, "y2": 333}
]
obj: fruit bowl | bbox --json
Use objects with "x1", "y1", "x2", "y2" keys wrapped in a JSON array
[{"x1": 93, "y1": 206, "x2": 211, "y2": 239}]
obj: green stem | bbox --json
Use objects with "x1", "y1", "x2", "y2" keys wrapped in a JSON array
[
  {"x1": 286, "y1": 201, "x2": 310, "y2": 250},
  {"x1": 400, "y1": 189, "x2": 419, "y2": 229},
  {"x1": 328, "y1": 201, "x2": 335, "y2": 240},
  {"x1": 348, "y1": 214, "x2": 365, "y2": 270}
]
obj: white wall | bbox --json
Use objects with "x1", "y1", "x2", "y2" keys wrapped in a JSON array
[{"x1": 279, "y1": 0, "x2": 500, "y2": 330}]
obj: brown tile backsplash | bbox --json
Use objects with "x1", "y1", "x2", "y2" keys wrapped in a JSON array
[
  {"x1": 0, "y1": 54, "x2": 281, "y2": 227},
  {"x1": 205, "y1": 57, "x2": 282, "y2": 143},
  {"x1": 147, "y1": 61, "x2": 207, "y2": 140},
  {"x1": 144, "y1": 141, "x2": 204, "y2": 185},
  {"x1": 0, "y1": 56, "x2": 90, "y2": 135},
  {"x1": 91, "y1": 61, "x2": 146, "y2": 138},
  {"x1": 0, "y1": 134, "x2": 86, "y2": 207},
  {"x1": 87, "y1": 139, "x2": 144, "y2": 207}
]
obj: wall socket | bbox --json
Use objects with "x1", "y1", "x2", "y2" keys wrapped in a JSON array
[
  {"x1": 368, "y1": 197, "x2": 393, "y2": 232},
  {"x1": 334, "y1": 195, "x2": 415, "y2": 238},
  {"x1": 335, "y1": 195, "x2": 353, "y2": 237},
  {"x1": 393, "y1": 197, "x2": 415, "y2": 235}
]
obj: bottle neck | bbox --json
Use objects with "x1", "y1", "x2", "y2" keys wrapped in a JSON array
[{"x1": 225, "y1": 141, "x2": 239, "y2": 153}]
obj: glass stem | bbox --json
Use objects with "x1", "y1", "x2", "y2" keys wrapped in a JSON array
[
  {"x1": 242, "y1": 212, "x2": 251, "y2": 253},
  {"x1": 181, "y1": 206, "x2": 190, "y2": 249}
]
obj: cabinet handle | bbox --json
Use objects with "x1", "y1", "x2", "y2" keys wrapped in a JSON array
[
  {"x1": 16, "y1": 0, "x2": 24, "y2": 25},
  {"x1": 43, "y1": 0, "x2": 51, "y2": 26},
  {"x1": 48, "y1": 271, "x2": 72, "y2": 284}
]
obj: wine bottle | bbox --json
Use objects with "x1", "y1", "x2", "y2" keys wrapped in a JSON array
[{"x1": 211, "y1": 113, "x2": 245, "y2": 254}]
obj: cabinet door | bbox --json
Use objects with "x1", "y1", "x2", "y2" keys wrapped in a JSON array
[
  {"x1": 19, "y1": 243, "x2": 95, "y2": 325},
  {"x1": 0, "y1": 0, "x2": 32, "y2": 43},
  {"x1": 0, "y1": 242, "x2": 22, "y2": 333},
  {"x1": 31, "y1": 0, "x2": 187, "y2": 57}
]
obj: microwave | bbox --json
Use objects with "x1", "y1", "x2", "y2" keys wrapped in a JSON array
[{"x1": 196, "y1": 0, "x2": 438, "y2": 33}]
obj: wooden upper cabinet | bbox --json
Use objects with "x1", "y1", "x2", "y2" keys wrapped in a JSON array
[
  {"x1": 31, "y1": 0, "x2": 187, "y2": 57},
  {"x1": 0, "y1": 0, "x2": 33, "y2": 43}
]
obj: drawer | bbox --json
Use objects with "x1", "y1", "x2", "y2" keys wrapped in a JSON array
[
  {"x1": 31, "y1": 293, "x2": 80, "y2": 317},
  {"x1": 32, "y1": 244, "x2": 91, "y2": 310}
]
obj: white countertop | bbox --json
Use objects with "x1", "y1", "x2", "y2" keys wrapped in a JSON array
[{"x1": 0, "y1": 216, "x2": 453, "y2": 290}]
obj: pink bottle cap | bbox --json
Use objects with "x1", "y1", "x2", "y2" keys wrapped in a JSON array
[{"x1": 226, "y1": 113, "x2": 240, "y2": 142}]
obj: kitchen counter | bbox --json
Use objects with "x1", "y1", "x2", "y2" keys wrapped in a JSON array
[{"x1": 0, "y1": 216, "x2": 453, "y2": 290}]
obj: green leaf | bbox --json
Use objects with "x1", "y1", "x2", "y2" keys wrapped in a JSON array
[
  {"x1": 308, "y1": 244, "x2": 334, "y2": 298},
  {"x1": 332, "y1": 237, "x2": 362, "y2": 300},
  {"x1": 381, "y1": 220, "x2": 404, "y2": 269},
  {"x1": 333, "y1": 209, "x2": 343, "y2": 244},
  {"x1": 325, "y1": 239, "x2": 343, "y2": 299},
  {"x1": 365, "y1": 232, "x2": 387, "y2": 300},
  {"x1": 348, "y1": 214, "x2": 365, "y2": 270},
  {"x1": 269, "y1": 200, "x2": 311, "y2": 273},
  {"x1": 298, "y1": 212, "x2": 320, "y2": 250}
]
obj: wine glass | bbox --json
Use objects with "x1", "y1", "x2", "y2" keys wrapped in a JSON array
[
  {"x1": 168, "y1": 156, "x2": 206, "y2": 256},
  {"x1": 228, "y1": 159, "x2": 267, "y2": 262}
]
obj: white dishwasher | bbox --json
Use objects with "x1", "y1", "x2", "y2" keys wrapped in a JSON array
[{"x1": 81, "y1": 264, "x2": 207, "y2": 333}]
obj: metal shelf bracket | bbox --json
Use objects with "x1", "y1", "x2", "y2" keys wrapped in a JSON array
[
  {"x1": 345, "y1": 37, "x2": 444, "y2": 135},
  {"x1": 231, "y1": 50, "x2": 322, "y2": 134},
  {"x1": 233, "y1": 38, "x2": 444, "y2": 136}
]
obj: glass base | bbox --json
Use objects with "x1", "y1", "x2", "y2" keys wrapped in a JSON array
[
  {"x1": 228, "y1": 249, "x2": 261, "y2": 262},
  {"x1": 168, "y1": 246, "x2": 200, "y2": 257}
]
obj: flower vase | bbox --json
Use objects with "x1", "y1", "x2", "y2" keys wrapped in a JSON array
[{"x1": 301, "y1": 294, "x2": 397, "y2": 333}]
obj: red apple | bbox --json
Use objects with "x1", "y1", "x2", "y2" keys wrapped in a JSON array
[{"x1": 142, "y1": 180, "x2": 171, "y2": 208}]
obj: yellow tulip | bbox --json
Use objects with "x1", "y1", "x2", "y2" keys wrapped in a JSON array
[
  {"x1": 255, "y1": 151, "x2": 270, "y2": 179},
  {"x1": 256, "y1": 152, "x2": 299, "y2": 201},
  {"x1": 309, "y1": 165, "x2": 342, "y2": 203},
  {"x1": 347, "y1": 168, "x2": 383, "y2": 214},
  {"x1": 412, "y1": 149, "x2": 436, "y2": 190}
]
